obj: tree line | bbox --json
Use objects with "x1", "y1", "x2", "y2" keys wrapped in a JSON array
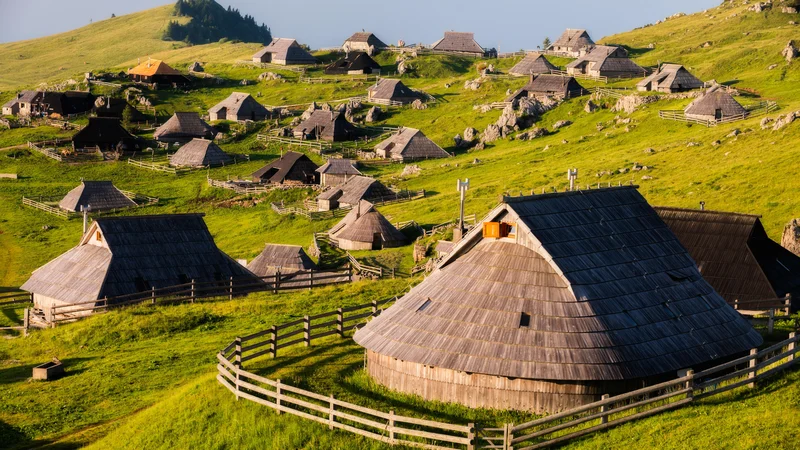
[{"x1": 162, "y1": 0, "x2": 271, "y2": 45}]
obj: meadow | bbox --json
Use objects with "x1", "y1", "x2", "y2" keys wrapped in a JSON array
[{"x1": 2, "y1": 0, "x2": 800, "y2": 448}]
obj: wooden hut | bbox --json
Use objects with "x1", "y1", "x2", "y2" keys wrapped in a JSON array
[
  {"x1": 251, "y1": 151, "x2": 319, "y2": 185},
  {"x1": 325, "y1": 52, "x2": 381, "y2": 75},
  {"x1": 58, "y1": 180, "x2": 136, "y2": 213},
  {"x1": 293, "y1": 110, "x2": 359, "y2": 142},
  {"x1": 330, "y1": 201, "x2": 407, "y2": 250},
  {"x1": 506, "y1": 74, "x2": 585, "y2": 102},
  {"x1": 246, "y1": 244, "x2": 317, "y2": 277},
  {"x1": 656, "y1": 207, "x2": 800, "y2": 310},
  {"x1": 72, "y1": 118, "x2": 139, "y2": 152},
  {"x1": 375, "y1": 128, "x2": 450, "y2": 162},
  {"x1": 317, "y1": 176, "x2": 395, "y2": 211},
  {"x1": 367, "y1": 79, "x2": 421, "y2": 105},
  {"x1": 208, "y1": 92, "x2": 270, "y2": 122},
  {"x1": 566, "y1": 46, "x2": 645, "y2": 79},
  {"x1": 684, "y1": 86, "x2": 747, "y2": 122},
  {"x1": 40, "y1": 91, "x2": 95, "y2": 118},
  {"x1": 252, "y1": 38, "x2": 317, "y2": 65},
  {"x1": 2, "y1": 90, "x2": 43, "y2": 117},
  {"x1": 353, "y1": 187, "x2": 762, "y2": 414},
  {"x1": 431, "y1": 31, "x2": 489, "y2": 57},
  {"x1": 127, "y1": 59, "x2": 189, "y2": 85},
  {"x1": 154, "y1": 112, "x2": 217, "y2": 143},
  {"x1": 169, "y1": 139, "x2": 233, "y2": 168},
  {"x1": 21, "y1": 214, "x2": 260, "y2": 317},
  {"x1": 549, "y1": 29, "x2": 595, "y2": 57},
  {"x1": 316, "y1": 159, "x2": 362, "y2": 187},
  {"x1": 343, "y1": 32, "x2": 388, "y2": 52},
  {"x1": 509, "y1": 53, "x2": 558, "y2": 77},
  {"x1": 637, "y1": 64, "x2": 704, "y2": 93}
]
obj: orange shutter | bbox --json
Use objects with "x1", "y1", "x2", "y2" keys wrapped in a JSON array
[{"x1": 483, "y1": 222, "x2": 501, "y2": 238}]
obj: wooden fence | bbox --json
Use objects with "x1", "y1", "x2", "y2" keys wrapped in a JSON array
[
  {"x1": 346, "y1": 252, "x2": 383, "y2": 278},
  {"x1": 659, "y1": 101, "x2": 778, "y2": 127},
  {"x1": 549, "y1": 69, "x2": 608, "y2": 84},
  {"x1": 27, "y1": 140, "x2": 71, "y2": 162},
  {"x1": 127, "y1": 158, "x2": 188, "y2": 174},
  {"x1": 593, "y1": 87, "x2": 630, "y2": 99},
  {"x1": 22, "y1": 197, "x2": 74, "y2": 219},
  {"x1": 45, "y1": 268, "x2": 352, "y2": 325},
  {"x1": 216, "y1": 303, "x2": 800, "y2": 449}
]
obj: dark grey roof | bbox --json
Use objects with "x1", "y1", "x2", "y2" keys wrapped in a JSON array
[
  {"x1": 355, "y1": 187, "x2": 762, "y2": 381},
  {"x1": 566, "y1": 46, "x2": 644, "y2": 75},
  {"x1": 551, "y1": 29, "x2": 595, "y2": 52},
  {"x1": 506, "y1": 75, "x2": 584, "y2": 101},
  {"x1": 685, "y1": 87, "x2": 747, "y2": 117},
  {"x1": 169, "y1": 139, "x2": 233, "y2": 168},
  {"x1": 325, "y1": 52, "x2": 381, "y2": 75},
  {"x1": 344, "y1": 32, "x2": 387, "y2": 48},
  {"x1": 637, "y1": 64, "x2": 704, "y2": 91},
  {"x1": 293, "y1": 110, "x2": 358, "y2": 141},
  {"x1": 251, "y1": 151, "x2": 319, "y2": 183},
  {"x1": 58, "y1": 181, "x2": 137, "y2": 212},
  {"x1": 253, "y1": 38, "x2": 317, "y2": 64},
  {"x1": 154, "y1": 112, "x2": 216, "y2": 142},
  {"x1": 208, "y1": 92, "x2": 269, "y2": 119},
  {"x1": 331, "y1": 201, "x2": 407, "y2": 246},
  {"x1": 368, "y1": 78, "x2": 420, "y2": 101}
]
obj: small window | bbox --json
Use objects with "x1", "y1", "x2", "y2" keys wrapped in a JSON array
[
  {"x1": 519, "y1": 312, "x2": 531, "y2": 328},
  {"x1": 417, "y1": 299, "x2": 432, "y2": 312},
  {"x1": 96, "y1": 231, "x2": 102, "y2": 242}
]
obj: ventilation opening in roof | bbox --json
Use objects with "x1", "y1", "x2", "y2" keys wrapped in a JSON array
[
  {"x1": 667, "y1": 270, "x2": 691, "y2": 283},
  {"x1": 417, "y1": 299, "x2": 432, "y2": 312},
  {"x1": 519, "y1": 312, "x2": 531, "y2": 328}
]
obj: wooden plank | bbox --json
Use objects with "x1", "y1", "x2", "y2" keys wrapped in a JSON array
[
  {"x1": 241, "y1": 328, "x2": 273, "y2": 342},
  {"x1": 331, "y1": 398, "x2": 391, "y2": 420},
  {"x1": 241, "y1": 339, "x2": 273, "y2": 353},
  {"x1": 394, "y1": 415, "x2": 471, "y2": 433},
  {"x1": 236, "y1": 378, "x2": 279, "y2": 400},
  {"x1": 695, "y1": 352, "x2": 757, "y2": 378},
  {"x1": 216, "y1": 353, "x2": 238, "y2": 372},
  {"x1": 695, "y1": 376, "x2": 755, "y2": 400},
  {"x1": 275, "y1": 318, "x2": 305, "y2": 330},
  {"x1": 393, "y1": 426, "x2": 471, "y2": 445},
  {"x1": 310, "y1": 329, "x2": 341, "y2": 340},
  {"x1": 237, "y1": 369, "x2": 278, "y2": 388},
  {"x1": 755, "y1": 347, "x2": 797, "y2": 371},
  {"x1": 332, "y1": 409, "x2": 387, "y2": 431},
  {"x1": 240, "y1": 348, "x2": 273, "y2": 363},
  {"x1": 696, "y1": 366, "x2": 755, "y2": 390},
  {"x1": 275, "y1": 337, "x2": 305, "y2": 349}
]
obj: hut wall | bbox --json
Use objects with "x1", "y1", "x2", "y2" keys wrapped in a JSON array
[
  {"x1": 318, "y1": 199, "x2": 337, "y2": 211},
  {"x1": 322, "y1": 173, "x2": 353, "y2": 187},
  {"x1": 337, "y1": 238, "x2": 374, "y2": 251},
  {"x1": 33, "y1": 294, "x2": 94, "y2": 319},
  {"x1": 346, "y1": 42, "x2": 371, "y2": 52},
  {"x1": 367, "y1": 351, "x2": 641, "y2": 414}
]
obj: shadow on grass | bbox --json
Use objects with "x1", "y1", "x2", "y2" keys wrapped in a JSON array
[
  {"x1": 0, "y1": 357, "x2": 94, "y2": 385},
  {"x1": 1, "y1": 418, "x2": 83, "y2": 450}
]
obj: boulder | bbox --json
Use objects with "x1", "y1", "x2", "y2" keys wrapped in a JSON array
[
  {"x1": 515, "y1": 128, "x2": 547, "y2": 141},
  {"x1": 189, "y1": 61, "x2": 203, "y2": 72},
  {"x1": 761, "y1": 117, "x2": 775, "y2": 129},
  {"x1": 240, "y1": 79, "x2": 249, "y2": 86},
  {"x1": 474, "y1": 142, "x2": 486, "y2": 151},
  {"x1": 496, "y1": 104, "x2": 518, "y2": 129},
  {"x1": 727, "y1": 129, "x2": 741, "y2": 138},
  {"x1": 365, "y1": 106, "x2": 381, "y2": 123},
  {"x1": 782, "y1": 219, "x2": 800, "y2": 257},
  {"x1": 782, "y1": 40, "x2": 799, "y2": 63},
  {"x1": 612, "y1": 95, "x2": 657, "y2": 114},
  {"x1": 772, "y1": 112, "x2": 798, "y2": 130},
  {"x1": 482, "y1": 124, "x2": 502, "y2": 143},
  {"x1": 300, "y1": 102, "x2": 317, "y2": 121},
  {"x1": 402, "y1": 164, "x2": 421, "y2": 177},
  {"x1": 644, "y1": 148, "x2": 656, "y2": 154},
  {"x1": 463, "y1": 127, "x2": 477, "y2": 143},
  {"x1": 411, "y1": 99, "x2": 427, "y2": 110},
  {"x1": 464, "y1": 79, "x2": 482, "y2": 90},
  {"x1": 454, "y1": 134, "x2": 463, "y2": 147},
  {"x1": 782, "y1": 6, "x2": 799, "y2": 14},
  {"x1": 398, "y1": 60, "x2": 408, "y2": 75},
  {"x1": 584, "y1": 100, "x2": 599, "y2": 113},
  {"x1": 552, "y1": 120, "x2": 572, "y2": 130},
  {"x1": 320, "y1": 103, "x2": 332, "y2": 112}
]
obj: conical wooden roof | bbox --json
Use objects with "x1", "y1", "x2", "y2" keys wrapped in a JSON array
[
  {"x1": 154, "y1": 112, "x2": 216, "y2": 142},
  {"x1": 58, "y1": 181, "x2": 137, "y2": 212},
  {"x1": 247, "y1": 244, "x2": 317, "y2": 277},
  {"x1": 685, "y1": 87, "x2": 746, "y2": 117},
  {"x1": 355, "y1": 187, "x2": 762, "y2": 381},
  {"x1": 169, "y1": 139, "x2": 233, "y2": 168},
  {"x1": 509, "y1": 53, "x2": 558, "y2": 76},
  {"x1": 331, "y1": 201, "x2": 406, "y2": 247}
]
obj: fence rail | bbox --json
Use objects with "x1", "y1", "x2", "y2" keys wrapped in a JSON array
[
  {"x1": 550, "y1": 69, "x2": 608, "y2": 84},
  {"x1": 216, "y1": 302, "x2": 800, "y2": 449},
  {"x1": 127, "y1": 158, "x2": 188, "y2": 174},
  {"x1": 22, "y1": 197, "x2": 74, "y2": 219},
  {"x1": 659, "y1": 101, "x2": 778, "y2": 127},
  {"x1": 346, "y1": 252, "x2": 383, "y2": 278}
]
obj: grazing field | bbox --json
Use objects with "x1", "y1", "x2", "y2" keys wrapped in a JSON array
[{"x1": 2, "y1": 0, "x2": 800, "y2": 448}]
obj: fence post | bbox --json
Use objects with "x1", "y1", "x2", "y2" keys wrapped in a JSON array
[
  {"x1": 270, "y1": 325, "x2": 278, "y2": 358},
  {"x1": 337, "y1": 308, "x2": 344, "y2": 337},
  {"x1": 229, "y1": 276, "x2": 234, "y2": 300},
  {"x1": 23, "y1": 308, "x2": 30, "y2": 337},
  {"x1": 276, "y1": 379, "x2": 282, "y2": 414},
  {"x1": 785, "y1": 294, "x2": 792, "y2": 316},
  {"x1": 600, "y1": 394, "x2": 610, "y2": 425},
  {"x1": 768, "y1": 309, "x2": 775, "y2": 334},
  {"x1": 686, "y1": 369, "x2": 695, "y2": 401},
  {"x1": 467, "y1": 422, "x2": 475, "y2": 450},
  {"x1": 371, "y1": 300, "x2": 378, "y2": 316},
  {"x1": 191, "y1": 279, "x2": 196, "y2": 304},
  {"x1": 789, "y1": 332, "x2": 797, "y2": 364},
  {"x1": 234, "y1": 337, "x2": 242, "y2": 368},
  {"x1": 309, "y1": 270, "x2": 313, "y2": 292},
  {"x1": 348, "y1": 263, "x2": 353, "y2": 282},
  {"x1": 748, "y1": 348, "x2": 758, "y2": 388},
  {"x1": 274, "y1": 270, "x2": 280, "y2": 294},
  {"x1": 304, "y1": 315, "x2": 310, "y2": 347},
  {"x1": 328, "y1": 394, "x2": 335, "y2": 430},
  {"x1": 504, "y1": 423, "x2": 512, "y2": 450},
  {"x1": 389, "y1": 410, "x2": 395, "y2": 445}
]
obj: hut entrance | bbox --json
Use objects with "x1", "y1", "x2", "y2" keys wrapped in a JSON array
[
  {"x1": 715, "y1": 109, "x2": 722, "y2": 120},
  {"x1": 372, "y1": 233, "x2": 383, "y2": 250}
]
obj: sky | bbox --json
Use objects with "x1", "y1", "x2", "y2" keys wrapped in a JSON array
[{"x1": 0, "y1": 0, "x2": 721, "y2": 50}]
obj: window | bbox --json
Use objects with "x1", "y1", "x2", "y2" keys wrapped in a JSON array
[
  {"x1": 519, "y1": 312, "x2": 531, "y2": 328},
  {"x1": 96, "y1": 231, "x2": 102, "y2": 242},
  {"x1": 483, "y1": 222, "x2": 516, "y2": 239}
]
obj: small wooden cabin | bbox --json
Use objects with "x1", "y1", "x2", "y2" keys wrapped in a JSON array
[
  {"x1": 343, "y1": 32, "x2": 387, "y2": 52},
  {"x1": 72, "y1": 118, "x2": 139, "y2": 152},
  {"x1": 325, "y1": 52, "x2": 381, "y2": 75},
  {"x1": 2, "y1": 91, "x2": 43, "y2": 117},
  {"x1": 154, "y1": 112, "x2": 217, "y2": 143},
  {"x1": 317, "y1": 176, "x2": 395, "y2": 211},
  {"x1": 354, "y1": 187, "x2": 762, "y2": 413},
  {"x1": 58, "y1": 180, "x2": 136, "y2": 213},
  {"x1": 246, "y1": 244, "x2": 318, "y2": 277},
  {"x1": 169, "y1": 139, "x2": 233, "y2": 168},
  {"x1": 549, "y1": 29, "x2": 595, "y2": 57},
  {"x1": 21, "y1": 214, "x2": 260, "y2": 318},
  {"x1": 316, "y1": 159, "x2": 362, "y2": 187},
  {"x1": 208, "y1": 92, "x2": 270, "y2": 122},
  {"x1": 509, "y1": 53, "x2": 558, "y2": 77},
  {"x1": 684, "y1": 86, "x2": 747, "y2": 122},
  {"x1": 375, "y1": 128, "x2": 450, "y2": 162},
  {"x1": 506, "y1": 74, "x2": 585, "y2": 102},
  {"x1": 251, "y1": 151, "x2": 319, "y2": 184},
  {"x1": 252, "y1": 38, "x2": 317, "y2": 65},
  {"x1": 329, "y1": 201, "x2": 407, "y2": 250},
  {"x1": 367, "y1": 79, "x2": 421, "y2": 105},
  {"x1": 431, "y1": 31, "x2": 489, "y2": 57},
  {"x1": 656, "y1": 207, "x2": 800, "y2": 311},
  {"x1": 127, "y1": 59, "x2": 189, "y2": 85},
  {"x1": 293, "y1": 110, "x2": 359, "y2": 142},
  {"x1": 637, "y1": 64, "x2": 704, "y2": 93},
  {"x1": 566, "y1": 46, "x2": 645, "y2": 79}
]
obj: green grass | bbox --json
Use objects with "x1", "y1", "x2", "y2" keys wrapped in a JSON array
[{"x1": 2, "y1": 0, "x2": 800, "y2": 448}]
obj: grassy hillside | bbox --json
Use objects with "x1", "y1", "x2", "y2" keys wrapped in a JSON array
[{"x1": 2, "y1": 0, "x2": 800, "y2": 449}]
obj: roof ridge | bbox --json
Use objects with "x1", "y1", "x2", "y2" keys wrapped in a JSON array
[{"x1": 502, "y1": 185, "x2": 638, "y2": 204}]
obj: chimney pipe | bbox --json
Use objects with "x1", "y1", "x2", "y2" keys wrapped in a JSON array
[{"x1": 700, "y1": 201, "x2": 706, "y2": 211}]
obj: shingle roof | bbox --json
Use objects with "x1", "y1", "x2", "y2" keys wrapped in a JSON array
[
  {"x1": 636, "y1": 64, "x2": 704, "y2": 91},
  {"x1": 253, "y1": 38, "x2": 317, "y2": 64},
  {"x1": 566, "y1": 46, "x2": 644, "y2": 75},
  {"x1": 506, "y1": 74, "x2": 585, "y2": 101},
  {"x1": 128, "y1": 59, "x2": 183, "y2": 77},
  {"x1": 656, "y1": 207, "x2": 800, "y2": 304},
  {"x1": 251, "y1": 151, "x2": 319, "y2": 183},
  {"x1": 355, "y1": 187, "x2": 762, "y2": 381},
  {"x1": 685, "y1": 86, "x2": 747, "y2": 117},
  {"x1": 3, "y1": 90, "x2": 43, "y2": 109},
  {"x1": 208, "y1": 92, "x2": 269, "y2": 119},
  {"x1": 509, "y1": 53, "x2": 558, "y2": 76},
  {"x1": 316, "y1": 158, "x2": 361, "y2": 175},
  {"x1": 247, "y1": 244, "x2": 317, "y2": 277},
  {"x1": 169, "y1": 139, "x2": 233, "y2": 168},
  {"x1": 317, "y1": 175, "x2": 395, "y2": 205},
  {"x1": 154, "y1": 112, "x2": 217, "y2": 142},
  {"x1": 368, "y1": 78, "x2": 420, "y2": 101},
  {"x1": 375, "y1": 128, "x2": 450, "y2": 161},
  {"x1": 344, "y1": 32, "x2": 387, "y2": 48},
  {"x1": 431, "y1": 31, "x2": 484, "y2": 55},
  {"x1": 551, "y1": 29, "x2": 595, "y2": 52},
  {"x1": 324, "y1": 52, "x2": 381, "y2": 75},
  {"x1": 58, "y1": 181, "x2": 137, "y2": 213},
  {"x1": 330, "y1": 201, "x2": 407, "y2": 246},
  {"x1": 293, "y1": 110, "x2": 358, "y2": 141}
]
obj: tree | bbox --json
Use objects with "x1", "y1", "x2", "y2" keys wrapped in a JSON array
[
  {"x1": 543, "y1": 37, "x2": 552, "y2": 50},
  {"x1": 122, "y1": 104, "x2": 134, "y2": 128},
  {"x1": 111, "y1": 13, "x2": 116, "y2": 18}
]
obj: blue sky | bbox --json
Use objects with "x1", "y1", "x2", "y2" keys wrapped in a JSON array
[{"x1": 0, "y1": 0, "x2": 720, "y2": 49}]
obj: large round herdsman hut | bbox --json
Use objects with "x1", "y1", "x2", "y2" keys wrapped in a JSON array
[{"x1": 354, "y1": 186, "x2": 762, "y2": 413}]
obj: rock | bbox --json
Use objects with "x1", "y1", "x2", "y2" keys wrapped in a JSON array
[
  {"x1": 552, "y1": 120, "x2": 572, "y2": 130},
  {"x1": 791, "y1": 21, "x2": 798, "y2": 25},
  {"x1": 612, "y1": 95, "x2": 657, "y2": 114},
  {"x1": 320, "y1": 103, "x2": 332, "y2": 112},
  {"x1": 562, "y1": 139, "x2": 569, "y2": 144},
  {"x1": 445, "y1": 83, "x2": 451, "y2": 89},
  {"x1": 748, "y1": 2, "x2": 770, "y2": 12},
  {"x1": 472, "y1": 158, "x2": 481, "y2": 164},
  {"x1": 482, "y1": 124, "x2": 502, "y2": 143},
  {"x1": 769, "y1": 64, "x2": 779, "y2": 70},
  {"x1": 411, "y1": 99, "x2": 427, "y2": 110},
  {"x1": 454, "y1": 134, "x2": 463, "y2": 147},
  {"x1": 464, "y1": 78, "x2": 482, "y2": 90},
  {"x1": 464, "y1": 127, "x2": 477, "y2": 143},
  {"x1": 94, "y1": 96, "x2": 106, "y2": 108},
  {"x1": 644, "y1": 148, "x2": 656, "y2": 154},
  {"x1": 515, "y1": 128, "x2": 546, "y2": 141},
  {"x1": 711, "y1": 140, "x2": 721, "y2": 146},
  {"x1": 240, "y1": 79, "x2": 249, "y2": 85},
  {"x1": 365, "y1": 106, "x2": 381, "y2": 123},
  {"x1": 401, "y1": 164, "x2": 421, "y2": 177},
  {"x1": 486, "y1": 64, "x2": 495, "y2": 73},
  {"x1": 782, "y1": 6, "x2": 799, "y2": 14},
  {"x1": 474, "y1": 142, "x2": 485, "y2": 151},
  {"x1": 398, "y1": 60, "x2": 408, "y2": 75},
  {"x1": 506, "y1": 89, "x2": 513, "y2": 96},
  {"x1": 648, "y1": 43, "x2": 656, "y2": 49},
  {"x1": 782, "y1": 219, "x2": 800, "y2": 257},
  {"x1": 617, "y1": 117, "x2": 632, "y2": 125},
  {"x1": 641, "y1": 175, "x2": 653, "y2": 180},
  {"x1": 584, "y1": 100, "x2": 599, "y2": 113},
  {"x1": 517, "y1": 97, "x2": 544, "y2": 117},
  {"x1": 543, "y1": 145, "x2": 551, "y2": 151},
  {"x1": 349, "y1": 98, "x2": 362, "y2": 110},
  {"x1": 496, "y1": 104, "x2": 518, "y2": 129},
  {"x1": 632, "y1": 163, "x2": 644, "y2": 171},
  {"x1": 761, "y1": 117, "x2": 775, "y2": 129},
  {"x1": 189, "y1": 61, "x2": 203, "y2": 72},
  {"x1": 687, "y1": 141, "x2": 699, "y2": 147},
  {"x1": 336, "y1": 103, "x2": 347, "y2": 113},
  {"x1": 702, "y1": 41, "x2": 713, "y2": 48},
  {"x1": 727, "y1": 129, "x2": 741, "y2": 138},
  {"x1": 397, "y1": 40, "x2": 405, "y2": 47},
  {"x1": 782, "y1": 40, "x2": 799, "y2": 63},
  {"x1": 301, "y1": 102, "x2": 317, "y2": 121},
  {"x1": 772, "y1": 112, "x2": 797, "y2": 130},
  {"x1": 258, "y1": 72, "x2": 282, "y2": 81},
  {"x1": 618, "y1": 167, "x2": 629, "y2": 174}
]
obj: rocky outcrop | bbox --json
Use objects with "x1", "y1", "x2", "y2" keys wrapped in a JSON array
[
  {"x1": 782, "y1": 219, "x2": 800, "y2": 257},
  {"x1": 463, "y1": 127, "x2": 477, "y2": 144},
  {"x1": 482, "y1": 124, "x2": 502, "y2": 143},
  {"x1": 365, "y1": 106, "x2": 381, "y2": 123},
  {"x1": 411, "y1": 99, "x2": 427, "y2": 110},
  {"x1": 189, "y1": 61, "x2": 204, "y2": 72},
  {"x1": 301, "y1": 102, "x2": 317, "y2": 121},
  {"x1": 515, "y1": 128, "x2": 547, "y2": 141},
  {"x1": 258, "y1": 72, "x2": 281, "y2": 81},
  {"x1": 782, "y1": 40, "x2": 799, "y2": 63},
  {"x1": 464, "y1": 78, "x2": 483, "y2": 90},
  {"x1": 402, "y1": 164, "x2": 421, "y2": 177},
  {"x1": 611, "y1": 95, "x2": 658, "y2": 114},
  {"x1": 584, "y1": 100, "x2": 599, "y2": 113},
  {"x1": 552, "y1": 120, "x2": 572, "y2": 130},
  {"x1": 772, "y1": 111, "x2": 800, "y2": 130}
]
